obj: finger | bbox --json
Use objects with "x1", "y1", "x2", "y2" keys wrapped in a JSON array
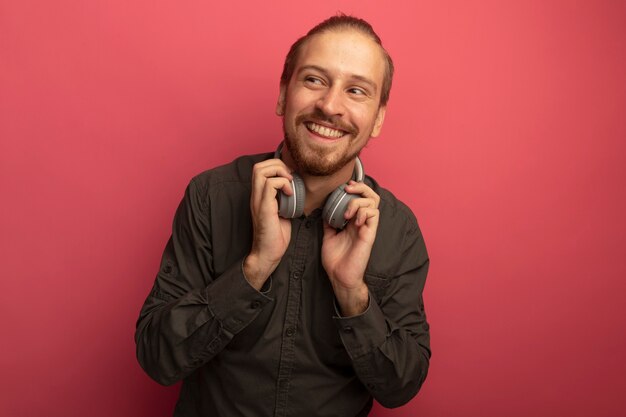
[
  {"x1": 252, "y1": 160, "x2": 293, "y2": 192},
  {"x1": 256, "y1": 165, "x2": 293, "y2": 181},
  {"x1": 258, "y1": 177, "x2": 293, "y2": 215},
  {"x1": 251, "y1": 162, "x2": 293, "y2": 207},
  {"x1": 344, "y1": 197, "x2": 377, "y2": 220},
  {"x1": 264, "y1": 177, "x2": 293, "y2": 197},
  {"x1": 355, "y1": 207, "x2": 379, "y2": 227},
  {"x1": 253, "y1": 159, "x2": 293, "y2": 179},
  {"x1": 344, "y1": 181, "x2": 380, "y2": 207},
  {"x1": 252, "y1": 176, "x2": 292, "y2": 212},
  {"x1": 322, "y1": 221, "x2": 338, "y2": 240}
]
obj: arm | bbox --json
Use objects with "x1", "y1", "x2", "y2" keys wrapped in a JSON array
[
  {"x1": 334, "y1": 243, "x2": 430, "y2": 408},
  {"x1": 134, "y1": 178, "x2": 273, "y2": 386},
  {"x1": 322, "y1": 182, "x2": 430, "y2": 407}
]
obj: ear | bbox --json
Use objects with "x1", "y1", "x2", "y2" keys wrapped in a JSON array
[
  {"x1": 276, "y1": 84, "x2": 286, "y2": 116},
  {"x1": 370, "y1": 105, "x2": 387, "y2": 137}
]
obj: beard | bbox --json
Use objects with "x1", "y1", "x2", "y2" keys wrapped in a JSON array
[{"x1": 283, "y1": 110, "x2": 365, "y2": 176}]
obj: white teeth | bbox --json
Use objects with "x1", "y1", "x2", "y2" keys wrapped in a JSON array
[{"x1": 306, "y1": 122, "x2": 345, "y2": 138}]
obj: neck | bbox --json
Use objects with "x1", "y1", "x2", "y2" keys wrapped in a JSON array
[
  {"x1": 281, "y1": 147, "x2": 356, "y2": 215},
  {"x1": 300, "y1": 162, "x2": 355, "y2": 215}
]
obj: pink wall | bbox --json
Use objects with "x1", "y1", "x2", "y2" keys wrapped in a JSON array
[{"x1": 2, "y1": 1, "x2": 625, "y2": 416}]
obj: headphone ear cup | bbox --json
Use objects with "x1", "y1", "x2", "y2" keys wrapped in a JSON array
[
  {"x1": 323, "y1": 184, "x2": 358, "y2": 229},
  {"x1": 278, "y1": 174, "x2": 305, "y2": 218}
]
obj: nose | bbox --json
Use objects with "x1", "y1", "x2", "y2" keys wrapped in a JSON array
[{"x1": 315, "y1": 86, "x2": 345, "y2": 117}]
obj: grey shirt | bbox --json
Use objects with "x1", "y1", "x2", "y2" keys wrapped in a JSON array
[{"x1": 135, "y1": 152, "x2": 431, "y2": 417}]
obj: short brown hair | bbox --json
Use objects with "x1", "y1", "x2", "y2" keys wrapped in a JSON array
[{"x1": 280, "y1": 14, "x2": 394, "y2": 106}]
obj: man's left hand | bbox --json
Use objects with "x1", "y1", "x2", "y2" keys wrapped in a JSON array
[{"x1": 322, "y1": 181, "x2": 380, "y2": 317}]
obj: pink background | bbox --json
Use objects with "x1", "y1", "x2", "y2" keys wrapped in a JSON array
[{"x1": 2, "y1": 1, "x2": 625, "y2": 416}]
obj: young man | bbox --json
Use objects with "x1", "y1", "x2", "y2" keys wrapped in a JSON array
[{"x1": 136, "y1": 15, "x2": 430, "y2": 417}]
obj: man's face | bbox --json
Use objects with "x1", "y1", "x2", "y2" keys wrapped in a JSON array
[{"x1": 277, "y1": 29, "x2": 387, "y2": 176}]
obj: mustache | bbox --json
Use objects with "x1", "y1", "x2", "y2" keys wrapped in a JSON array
[{"x1": 295, "y1": 110, "x2": 358, "y2": 136}]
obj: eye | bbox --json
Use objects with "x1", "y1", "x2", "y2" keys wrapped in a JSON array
[
  {"x1": 348, "y1": 87, "x2": 367, "y2": 96},
  {"x1": 304, "y1": 76, "x2": 324, "y2": 86}
]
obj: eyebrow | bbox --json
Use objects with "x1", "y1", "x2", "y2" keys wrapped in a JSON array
[{"x1": 297, "y1": 65, "x2": 378, "y2": 94}]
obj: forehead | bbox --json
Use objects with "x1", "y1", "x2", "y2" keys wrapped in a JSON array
[{"x1": 294, "y1": 29, "x2": 386, "y2": 87}]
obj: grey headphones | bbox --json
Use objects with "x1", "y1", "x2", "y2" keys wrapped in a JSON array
[{"x1": 274, "y1": 142, "x2": 365, "y2": 229}]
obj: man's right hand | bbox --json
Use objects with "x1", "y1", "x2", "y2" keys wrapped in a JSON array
[{"x1": 243, "y1": 158, "x2": 293, "y2": 290}]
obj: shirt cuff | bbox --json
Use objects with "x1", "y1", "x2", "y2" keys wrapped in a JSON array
[
  {"x1": 205, "y1": 259, "x2": 273, "y2": 335},
  {"x1": 332, "y1": 292, "x2": 388, "y2": 359}
]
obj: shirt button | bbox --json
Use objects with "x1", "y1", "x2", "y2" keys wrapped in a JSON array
[
  {"x1": 343, "y1": 326, "x2": 353, "y2": 334},
  {"x1": 285, "y1": 327, "x2": 295, "y2": 337},
  {"x1": 292, "y1": 271, "x2": 301, "y2": 280},
  {"x1": 251, "y1": 300, "x2": 261, "y2": 309},
  {"x1": 366, "y1": 383, "x2": 376, "y2": 390},
  {"x1": 305, "y1": 220, "x2": 312, "y2": 228},
  {"x1": 163, "y1": 265, "x2": 172, "y2": 273}
]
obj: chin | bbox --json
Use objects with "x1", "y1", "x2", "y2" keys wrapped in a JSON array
[{"x1": 297, "y1": 144, "x2": 357, "y2": 177}]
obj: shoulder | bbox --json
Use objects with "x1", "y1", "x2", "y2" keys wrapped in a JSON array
[
  {"x1": 187, "y1": 152, "x2": 272, "y2": 202},
  {"x1": 192, "y1": 152, "x2": 272, "y2": 188},
  {"x1": 365, "y1": 175, "x2": 429, "y2": 275},
  {"x1": 366, "y1": 175, "x2": 421, "y2": 234}
]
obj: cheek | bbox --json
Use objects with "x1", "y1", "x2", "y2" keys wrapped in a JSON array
[
  {"x1": 286, "y1": 87, "x2": 320, "y2": 112},
  {"x1": 284, "y1": 100, "x2": 304, "y2": 122},
  {"x1": 353, "y1": 108, "x2": 378, "y2": 129}
]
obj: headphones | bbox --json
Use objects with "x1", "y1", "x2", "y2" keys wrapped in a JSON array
[{"x1": 274, "y1": 142, "x2": 365, "y2": 229}]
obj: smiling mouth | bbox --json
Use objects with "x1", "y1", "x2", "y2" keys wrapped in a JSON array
[{"x1": 305, "y1": 122, "x2": 347, "y2": 139}]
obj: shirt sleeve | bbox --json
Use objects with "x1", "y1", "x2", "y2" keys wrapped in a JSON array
[
  {"x1": 134, "y1": 178, "x2": 272, "y2": 386},
  {"x1": 332, "y1": 224, "x2": 430, "y2": 408}
]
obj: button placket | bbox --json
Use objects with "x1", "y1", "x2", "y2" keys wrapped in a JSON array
[{"x1": 273, "y1": 217, "x2": 317, "y2": 416}]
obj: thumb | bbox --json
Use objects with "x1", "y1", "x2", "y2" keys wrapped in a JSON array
[{"x1": 322, "y1": 221, "x2": 337, "y2": 241}]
